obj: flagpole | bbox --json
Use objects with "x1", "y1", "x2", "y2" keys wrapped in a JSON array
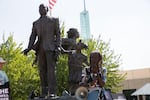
[
  {"x1": 50, "y1": 8, "x2": 52, "y2": 17},
  {"x1": 49, "y1": 0, "x2": 57, "y2": 17}
]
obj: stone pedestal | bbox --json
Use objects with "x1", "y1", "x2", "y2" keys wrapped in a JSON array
[{"x1": 29, "y1": 96, "x2": 77, "y2": 100}]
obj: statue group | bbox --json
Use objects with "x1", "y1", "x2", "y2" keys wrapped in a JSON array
[{"x1": 24, "y1": 3, "x2": 109, "y2": 100}]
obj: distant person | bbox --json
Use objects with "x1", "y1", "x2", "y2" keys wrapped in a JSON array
[
  {"x1": 23, "y1": 4, "x2": 61, "y2": 97},
  {"x1": 0, "y1": 57, "x2": 9, "y2": 87},
  {"x1": 81, "y1": 51, "x2": 107, "y2": 99},
  {"x1": 0, "y1": 57, "x2": 10, "y2": 100},
  {"x1": 88, "y1": 51, "x2": 107, "y2": 87}
]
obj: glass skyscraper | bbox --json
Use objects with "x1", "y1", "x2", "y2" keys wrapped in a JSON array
[{"x1": 80, "y1": 0, "x2": 91, "y2": 40}]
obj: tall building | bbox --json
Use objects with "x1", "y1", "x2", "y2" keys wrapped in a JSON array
[{"x1": 80, "y1": 0, "x2": 91, "y2": 40}]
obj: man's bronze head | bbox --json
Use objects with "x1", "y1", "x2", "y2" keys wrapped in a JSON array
[{"x1": 39, "y1": 4, "x2": 48, "y2": 16}]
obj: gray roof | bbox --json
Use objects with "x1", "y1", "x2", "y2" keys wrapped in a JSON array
[{"x1": 131, "y1": 83, "x2": 150, "y2": 96}]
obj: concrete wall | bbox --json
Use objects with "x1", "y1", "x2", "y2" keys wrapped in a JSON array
[
  {"x1": 122, "y1": 78, "x2": 150, "y2": 90},
  {"x1": 119, "y1": 68, "x2": 150, "y2": 92}
]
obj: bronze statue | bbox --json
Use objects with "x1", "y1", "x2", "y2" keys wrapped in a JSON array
[
  {"x1": 68, "y1": 40, "x2": 89, "y2": 95},
  {"x1": 24, "y1": 4, "x2": 60, "y2": 97},
  {"x1": 61, "y1": 28, "x2": 79, "y2": 51},
  {"x1": 61, "y1": 28, "x2": 89, "y2": 95}
]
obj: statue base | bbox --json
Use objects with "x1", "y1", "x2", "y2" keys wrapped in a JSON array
[{"x1": 28, "y1": 96, "x2": 77, "y2": 100}]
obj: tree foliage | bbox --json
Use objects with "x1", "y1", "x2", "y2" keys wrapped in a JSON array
[
  {"x1": 56, "y1": 34, "x2": 125, "y2": 94},
  {"x1": 56, "y1": 54, "x2": 69, "y2": 95},
  {"x1": 0, "y1": 33, "x2": 125, "y2": 99},
  {"x1": 85, "y1": 36, "x2": 125, "y2": 93},
  {"x1": 0, "y1": 35, "x2": 40, "y2": 100}
]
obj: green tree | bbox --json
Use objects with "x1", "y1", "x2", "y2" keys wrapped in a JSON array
[
  {"x1": 56, "y1": 34, "x2": 125, "y2": 94},
  {"x1": 56, "y1": 54, "x2": 69, "y2": 95},
  {"x1": 0, "y1": 33, "x2": 125, "y2": 99},
  {"x1": 0, "y1": 35, "x2": 40, "y2": 100},
  {"x1": 85, "y1": 36, "x2": 125, "y2": 93}
]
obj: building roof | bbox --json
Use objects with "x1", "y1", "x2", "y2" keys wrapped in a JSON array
[{"x1": 131, "y1": 83, "x2": 150, "y2": 96}]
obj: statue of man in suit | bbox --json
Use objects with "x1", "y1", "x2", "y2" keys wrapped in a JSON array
[{"x1": 24, "y1": 4, "x2": 60, "y2": 97}]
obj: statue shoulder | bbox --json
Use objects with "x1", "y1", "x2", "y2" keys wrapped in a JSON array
[
  {"x1": 32, "y1": 18, "x2": 41, "y2": 25},
  {"x1": 52, "y1": 17, "x2": 59, "y2": 21},
  {"x1": 51, "y1": 17, "x2": 59, "y2": 23}
]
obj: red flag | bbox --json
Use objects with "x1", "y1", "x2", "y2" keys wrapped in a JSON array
[{"x1": 49, "y1": 0, "x2": 57, "y2": 10}]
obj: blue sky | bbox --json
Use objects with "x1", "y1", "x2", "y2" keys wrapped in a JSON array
[{"x1": 0, "y1": 0, "x2": 150, "y2": 70}]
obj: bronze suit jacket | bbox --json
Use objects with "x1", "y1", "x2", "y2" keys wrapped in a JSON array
[{"x1": 28, "y1": 16, "x2": 60, "y2": 51}]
